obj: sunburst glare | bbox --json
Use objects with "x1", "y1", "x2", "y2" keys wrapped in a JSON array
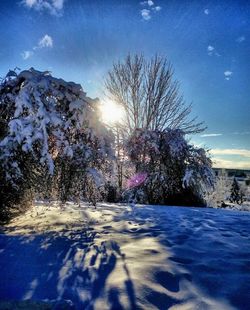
[{"x1": 100, "y1": 101, "x2": 125, "y2": 124}]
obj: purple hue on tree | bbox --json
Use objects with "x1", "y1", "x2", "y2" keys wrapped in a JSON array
[
  {"x1": 127, "y1": 172, "x2": 148, "y2": 189},
  {"x1": 125, "y1": 128, "x2": 215, "y2": 205}
]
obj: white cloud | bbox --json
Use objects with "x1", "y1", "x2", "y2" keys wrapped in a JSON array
[
  {"x1": 211, "y1": 148, "x2": 250, "y2": 169},
  {"x1": 21, "y1": 50, "x2": 34, "y2": 60},
  {"x1": 204, "y1": 9, "x2": 209, "y2": 15},
  {"x1": 200, "y1": 133, "x2": 223, "y2": 137},
  {"x1": 140, "y1": 1, "x2": 153, "y2": 5},
  {"x1": 207, "y1": 45, "x2": 214, "y2": 52},
  {"x1": 207, "y1": 45, "x2": 220, "y2": 57},
  {"x1": 153, "y1": 6, "x2": 161, "y2": 11},
  {"x1": 236, "y1": 36, "x2": 245, "y2": 43},
  {"x1": 207, "y1": 45, "x2": 214, "y2": 56},
  {"x1": 141, "y1": 9, "x2": 151, "y2": 20},
  {"x1": 53, "y1": 0, "x2": 64, "y2": 10},
  {"x1": 25, "y1": 0, "x2": 36, "y2": 6},
  {"x1": 233, "y1": 131, "x2": 250, "y2": 135},
  {"x1": 201, "y1": 132, "x2": 250, "y2": 138},
  {"x1": 21, "y1": 34, "x2": 53, "y2": 60},
  {"x1": 38, "y1": 34, "x2": 53, "y2": 48},
  {"x1": 139, "y1": 1, "x2": 161, "y2": 20},
  {"x1": 213, "y1": 158, "x2": 250, "y2": 169},
  {"x1": 224, "y1": 70, "x2": 233, "y2": 80},
  {"x1": 211, "y1": 148, "x2": 250, "y2": 158},
  {"x1": 21, "y1": 0, "x2": 65, "y2": 16}
]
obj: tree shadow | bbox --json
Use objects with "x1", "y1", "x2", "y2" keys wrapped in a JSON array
[
  {"x1": 2, "y1": 203, "x2": 249, "y2": 309},
  {"x1": 108, "y1": 287, "x2": 123, "y2": 310},
  {"x1": 0, "y1": 227, "x2": 136, "y2": 309},
  {"x1": 110, "y1": 204, "x2": 250, "y2": 310}
]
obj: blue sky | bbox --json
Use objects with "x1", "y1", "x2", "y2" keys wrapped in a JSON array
[{"x1": 0, "y1": 0, "x2": 250, "y2": 169}]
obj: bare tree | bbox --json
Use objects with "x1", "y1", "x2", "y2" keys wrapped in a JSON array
[{"x1": 105, "y1": 54, "x2": 205, "y2": 134}]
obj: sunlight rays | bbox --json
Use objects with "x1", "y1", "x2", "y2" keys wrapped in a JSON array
[{"x1": 99, "y1": 101, "x2": 125, "y2": 124}]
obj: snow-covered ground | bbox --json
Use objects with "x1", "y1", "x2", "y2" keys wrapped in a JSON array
[
  {"x1": 222, "y1": 201, "x2": 250, "y2": 212},
  {"x1": 0, "y1": 202, "x2": 249, "y2": 310},
  {"x1": 209, "y1": 201, "x2": 250, "y2": 212}
]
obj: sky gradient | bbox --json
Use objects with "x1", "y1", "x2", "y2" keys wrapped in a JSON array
[{"x1": 1, "y1": 0, "x2": 250, "y2": 169}]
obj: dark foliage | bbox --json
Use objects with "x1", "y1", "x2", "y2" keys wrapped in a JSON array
[
  {"x1": 125, "y1": 128, "x2": 214, "y2": 206},
  {"x1": 229, "y1": 178, "x2": 244, "y2": 205}
]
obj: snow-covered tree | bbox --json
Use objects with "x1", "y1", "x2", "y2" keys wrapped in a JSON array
[
  {"x1": 205, "y1": 169, "x2": 231, "y2": 208},
  {"x1": 126, "y1": 128, "x2": 214, "y2": 205},
  {"x1": 229, "y1": 178, "x2": 244, "y2": 205},
  {"x1": 105, "y1": 54, "x2": 207, "y2": 198},
  {"x1": 0, "y1": 68, "x2": 114, "y2": 217}
]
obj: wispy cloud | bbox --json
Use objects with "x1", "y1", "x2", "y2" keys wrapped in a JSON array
[
  {"x1": 201, "y1": 133, "x2": 223, "y2": 138},
  {"x1": 141, "y1": 9, "x2": 151, "y2": 20},
  {"x1": 207, "y1": 45, "x2": 220, "y2": 57},
  {"x1": 211, "y1": 148, "x2": 250, "y2": 169},
  {"x1": 211, "y1": 148, "x2": 250, "y2": 158},
  {"x1": 213, "y1": 158, "x2": 250, "y2": 169},
  {"x1": 140, "y1": 0, "x2": 153, "y2": 6},
  {"x1": 140, "y1": 0, "x2": 161, "y2": 21},
  {"x1": 236, "y1": 36, "x2": 245, "y2": 43},
  {"x1": 207, "y1": 45, "x2": 214, "y2": 52},
  {"x1": 201, "y1": 132, "x2": 250, "y2": 138},
  {"x1": 232, "y1": 131, "x2": 250, "y2": 135},
  {"x1": 38, "y1": 34, "x2": 53, "y2": 48},
  {"x1": 21, "y1": 50, "x2": 34, "y2": 60},
  {"x1": 21, "y1": 34, "x2": 53, "y2": 60},
  {"x1": 224, "y1": 70, "x2": 233, "y2": 80},
  {"x1": 21, "y1": 0, "x2": 65, "y2": 16},
  {"x1": 204, "y1": 9, "x2": 209, "y2": 15},
  {"x1": 152, "y1": 6, "x2": 161, "y2": 12}
]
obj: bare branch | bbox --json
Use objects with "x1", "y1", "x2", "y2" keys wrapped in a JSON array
[{"x1": 105, "y1": 54, "x2": 205, "y2": 134}]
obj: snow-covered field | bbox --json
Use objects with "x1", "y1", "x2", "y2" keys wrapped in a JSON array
[{"x1": 0, "y1": 202, "x2": 249, "y2": 310}]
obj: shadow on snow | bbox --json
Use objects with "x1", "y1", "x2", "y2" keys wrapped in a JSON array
[{"x1": 0, "y1": 204, "x2": 250, "y2": 309}]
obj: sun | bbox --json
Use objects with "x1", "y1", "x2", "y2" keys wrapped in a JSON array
[{"x1": 100, "y1": 101, "x2": 125, "y2": 124}]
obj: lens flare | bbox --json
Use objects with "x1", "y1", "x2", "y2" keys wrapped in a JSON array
[{"x1": 127, "y1": 172, "x2": 148, "y2": 188}]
